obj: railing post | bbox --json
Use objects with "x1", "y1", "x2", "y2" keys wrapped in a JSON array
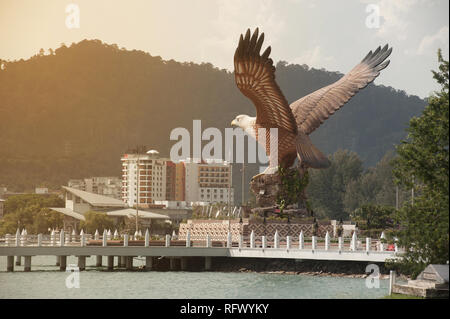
[
  {"x1": 186, "y1": 230, "x2": 191, "y2": 248},
  {"x1": 103, "y1": 229, "x2": 108, "y2": 247},
  {"x1": 311, "y1": 236, "x2": 317, "y2": 250},
  {"x1": 15, "y1": 229, "x2": 20, "y2": 247},
  {"x1": 21, "y1": 229, "x2": 27, "y2": 246},
  {"x1": 338, "y1": 237, "x2": 343, "y2": 251},
  {"x1": 274, "y1": 230, "x2": 279, "y2": 249},
  {"x1": 238, "y1": 235, "x2": 243, "y2": 249},
  {"x1": 250, "y1": 230, "x2": 255, "y2": 248},
  {"x1": 94, "y1": 229, "x2": 99, "y2": 241},
  {"x1": 107, "y1": 229, "x2": 112, "y2": 241},
  {"x1": 59, "y1": 229, "x2": 65, "y2": 247},
  {"x1": 366, "y1": 237, "x2": 371, "y2": 252},
  {"x1": 113, "y1": 229, "x2": 119, "y2": 240},
  {"x1": 206, "y1": 234, "x2": 211, "y2": 248},
  {"x1": 299, "y1": 231, "x2": 304, "y2": 250},
  {"x1": 80, "y1": 230, "x2": 85, "y2": 247},
  {"x1": 286, "y1": 236, "x2": 291, "y2": 250},
  {"x1": 262, "y1": 236, "x2": 267, "y2": 249},
  {"x1": 144, "y1": 229, "x2": 150, "y2": 247},
  {"x1": 5, "y1": 234, "x2": 10, "y2": 246},
  {"x1": 51, "y1": 230, "x2": 55, "y2": 246},
  {"x1": 165, "y1": 234, "x2": 171, "y2": 247},
  {"x1": 351, "y1": 232, "x2": 357, "y2": 251},
  {"x1": 325, "y1": 232, "x2": 330, "y2": 250},
  {"x1": 123, "y1": 234, "x2": 129, "y2": 247},
  {"x1": 71, "y1": 230, "x2": 76, "y2": 243},
  {"x1": 379, "y1": 232, "x2": 385, "y2": 251},
  {"x1": 226, "y1": 231, "x2": 231, "y2": 248},
  {"x1": 37, "y1": 234, "x2": 42, "y2": 247}
]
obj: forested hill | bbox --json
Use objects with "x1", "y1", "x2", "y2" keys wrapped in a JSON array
[{"x1": 0, "y1": 40, "x2": 425, "y2": 195}]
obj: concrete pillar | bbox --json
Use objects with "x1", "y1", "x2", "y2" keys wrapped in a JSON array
[
  {"x1": 351, "y1": 232, "x2": 357, "y2": 251},
  {"x1": 7, "y1": 256, "x2": 14, "y2": 272},
  {"x1": 96, "y1": 255, "x2": 102, "y2": 267},
  {"x1": 37, "y1": 234, "x2": 42, "y2": 247},
  {"x1": 262, "y1": 236, "x2": 267, "y2": 249},
  {"x1": 16, "y1": 256, "x2": 21, "y2": 266},
  {"x1": 165, "y1": 234, "x2": 171, "y2": 247},
  {"x1": 226, "y1": 231, "x2": 232, "y2": 248},
  {"x1": 120, "y1": 256, "x2": 126, "y2": 267},
  {"x1": 50, "y1": 230, "x2": 55, "y2": 246},
  {"x1": 204, "y1": 256, "x2": 212, "y2": 270},
  {"x1": 250, "y1": 230, "x2": 255, "y2": 248},
  {"x1": 389, "y1": 270, "x2": 396, "y2": 295},
  {"x1": 238, "y1": 235, "x2": 243, "y2": 249},
  {"x1": 145, "y1": 256, "x2": 153, "y2": 271},
  {"x1": 186, "y1": 231, "x2": 191, "y2": 247},
  {"x1": 338, "y1": 237, "x2": 343, "y2": 251},
  {"x1": 286, "y1": 236, "x2": 291, "y2": 250},
  {"x1": 94, "y1": 229, "x2": 99, "y2": 240},
  {"x1": 366, "y1": 237, "x2": 371, "y2": 252},
  {"x1": 312, "y1": 236, "x2": 317, "y2": 250},
  {"x1": 123, "y1": 234, "x2": 129, "y2": 247},
  {"x1": 24, "y1": 256, "x2": 31, "y2": 272},
  {"x1": 170, "y1": 258, "x2": 176, "y2": 270},
  {"x1": 78, "y1": 256, "x2": 86, "y2": 271},
  {"x1": 107, "y1": 256, "x2": 114, "y2": 271},
  {"x1": 325, "y1": 232, "x2": 330, "y2": 250},
  {"x1": 180, "y1": 257, "x2": 187, "y2": 271},
  {"x1": 126, "y1": 256, "x2": 133, "y2": 270},
  {"x1": 56, "y1": 256, "x2": 60, "y2": 266},
  {"x1": 60, "y1": 256, "x2": 67, "y2": 271},
  {"x1": 299, "y1": 231, "x2": 304, "y2": 250},
  {"x1": 59, "y1": 230, "x2": 65, "y2": 247},
  {"x1": 274, "y1": 230, "x2": 279, "y2": 249}
]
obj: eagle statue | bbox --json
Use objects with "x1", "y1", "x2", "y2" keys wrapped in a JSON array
[{"x1": 231, "y1": 28, "x2": 392, "y2": 179}]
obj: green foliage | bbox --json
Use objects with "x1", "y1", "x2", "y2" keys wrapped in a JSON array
[
  {"x1": 276, "y1": 166, "x2": 309, "y2": 212},
  {"x1": 0, "y1": 194, "x2": 64, "y2": 235},
  {"x1": 0, "y1": 40, "x2": 425, "y2": 205},
  {"x1": 390, "y1": 50, "x2": 449, "y2": 278},
  {"x1": 307, "y1": 149, "x2": 363, "y2": 220},
  {"x1": 79, "y1": 211, "x2": 114, "y2": 234},
  {"x1": 343, "y1": 151, "x2": 405, "y2": 214},
  {"x1": 350, "y1": 204, "x2": 396, "y2": 237}
]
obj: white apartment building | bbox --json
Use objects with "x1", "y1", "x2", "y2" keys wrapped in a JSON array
[
  {"x1": 121, "y1": 150, "x2": 168, "y2": 208},
  {"x1": 183, "y1": 158, "x2": 234, "y2": 205}
]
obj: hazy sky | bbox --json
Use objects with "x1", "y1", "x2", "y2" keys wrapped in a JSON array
[{"x1": 1, "y1": 0, "x2": 448, "y2": 98}]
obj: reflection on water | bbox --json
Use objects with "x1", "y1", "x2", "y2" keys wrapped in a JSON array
[{"x1": 0, "y1": 256, "x2": 388, "y2": 299}]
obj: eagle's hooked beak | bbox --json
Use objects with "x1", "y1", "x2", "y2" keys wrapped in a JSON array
[{"x1": 231, "y1": 119, "x2": 238, "y2": 127}]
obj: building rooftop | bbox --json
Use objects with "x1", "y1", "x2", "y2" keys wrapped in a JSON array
[
  {"x1": 49, "y1": 207, "x2": 86, "y2": 221},
  {"x1": 106, "y1": 208, "x2": 169, "y2": 220},
  {"x1": 63, "y1": 186, "x2": 126, "y2": 207}
]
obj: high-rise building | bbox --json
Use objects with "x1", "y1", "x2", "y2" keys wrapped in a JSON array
[{"x1": 121, "y1": 150, "x2": 168, "y2": 208}]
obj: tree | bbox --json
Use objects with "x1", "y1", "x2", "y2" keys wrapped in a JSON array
[
  {"x1": 307, "y1": 149, "x2": 363, "y2": 220},
  {"x1": 350, "y1": 204, "x2": 395, "y2": 237},
  {"x1": 80, "y1": 211, "x2": 114, "y2": 234},
  {"x1": 390, "y1": 50, "x2": 449, "y2": 278},
  {"x1": 343, "y1": 151, "x2": 405, "y2": 214}
]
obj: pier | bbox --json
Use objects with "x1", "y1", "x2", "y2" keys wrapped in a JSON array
[{"x1": 0, "y1": 230, "x2": 400, "y2": 272}]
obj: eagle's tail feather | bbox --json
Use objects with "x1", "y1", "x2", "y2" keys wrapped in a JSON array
[{"x1": 295, "y1": 132, "x2": 331, "y2": 169}]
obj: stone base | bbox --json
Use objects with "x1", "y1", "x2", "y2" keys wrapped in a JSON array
[{"x1": 249, "y1": 166, "x2": 309, "y2": 217}]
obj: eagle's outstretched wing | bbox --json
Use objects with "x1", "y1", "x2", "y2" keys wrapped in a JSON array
[
  {"x1": 291, "y1": 45, "x2": 393, "y2": 135},
  {"x1": 234, "y1": 28, "x2": 297, "y2": 135}
]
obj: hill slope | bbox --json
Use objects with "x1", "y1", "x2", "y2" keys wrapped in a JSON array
[{"x1": 0, "y1": 40, "x2": 426, "y2": 202}]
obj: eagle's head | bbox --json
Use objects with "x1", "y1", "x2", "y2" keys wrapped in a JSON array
[{"x1": 231, "y1": 114, "x2": 255, "y2": 131}]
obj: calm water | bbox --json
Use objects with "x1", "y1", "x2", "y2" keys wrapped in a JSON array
[{"x1": 0, "y1": 256, "x2": 388, "y2": 299}]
